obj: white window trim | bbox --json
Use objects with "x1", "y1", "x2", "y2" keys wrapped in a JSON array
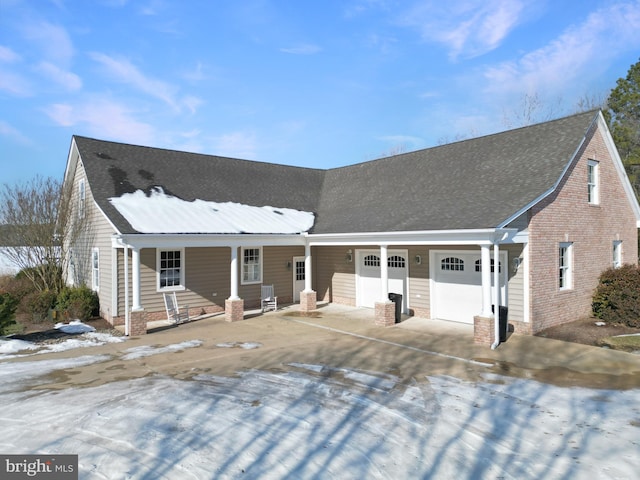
[
  {"x1": 78, "y1": 179, "x2": 86, "y2": 219},
  {"x1": 613, "y1": 240, "x2": 623, "y2": 268},
  {"x1": 91, "y1": 247, "x2": 100, "y2": 292},
  {"x1": 587, "y1": 159, "x2": 599, "y2": 205},
  {"x1": 241, "y1": 246, "x2": 262, "y2": 285},
  {"x1": 156, "y1": 248, "x2": 186, "y2": 292},
  {"x1": 559, "y1": 242, "x2": 573, "y2": 290}
]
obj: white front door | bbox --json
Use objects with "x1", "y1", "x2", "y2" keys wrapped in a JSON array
[
  {"x1": 356, "y1": 249, "x2": 408, "y2": 312},
  {"x1": 293, "y1": 256, "x2": 305, "y2": 302}
]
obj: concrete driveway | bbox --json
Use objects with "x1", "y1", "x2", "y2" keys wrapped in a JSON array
[{"x1": 16, "y1": 303, "x2": 640, "y2": 391}]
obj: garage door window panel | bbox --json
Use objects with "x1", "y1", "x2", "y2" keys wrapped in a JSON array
[{"x1": 441, "y1": 257, "x2": 464, "y2": 271}]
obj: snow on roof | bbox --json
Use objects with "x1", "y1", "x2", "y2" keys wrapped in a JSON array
[{"x1": 109, "y1": 187, "x2": 315, "y2": 234}]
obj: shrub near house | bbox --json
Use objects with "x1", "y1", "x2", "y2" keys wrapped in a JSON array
[
  {"x1": 0, "y1": 292, "x2": 18, "y2": 335},
  {"x1": 592, "y1": 264, "x2": 640, "y2": 327}
]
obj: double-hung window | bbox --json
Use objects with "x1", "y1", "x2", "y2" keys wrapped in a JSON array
[
  {"x1": 242, "y1": 247, "x2": 262, "y2": 284},
  {"x1": 559, "y1": 243, "x2": 573, "y2": 290},
  {"x1": 158, "y1": 249, "x2": 184, "y2": 290},
  {"x1": 587, "y1": 160, "x2": 599, "y2": 204},
  {"x1": 91, "y1": 248, "x2": 99, "y2": 291}
]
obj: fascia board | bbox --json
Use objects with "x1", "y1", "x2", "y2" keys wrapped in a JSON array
[
  {"x1": 307, "y1": 228, "x2": 522, "y2": 246},
  {"x1": 498, "y1": 113, "x2": 596, "y2": 229},
  {"x1": 112, "y1": 233, "x2": 308, "y2": 249},
  {"x1": 595, "y1": 111, "x2": 640, "y2": 223}
]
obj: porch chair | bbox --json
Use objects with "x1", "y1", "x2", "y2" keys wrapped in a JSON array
[
  {"x1": 163, "y1": 292, "x2": 190, "y2": 324},
  {"x1": 261, "y1": 285, "x2": 278, "y2": 312}
]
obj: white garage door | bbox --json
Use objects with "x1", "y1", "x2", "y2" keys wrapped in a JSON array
[
  {"x1": 357, "y1": 250, "x2": 407, "y2": 312},
  {"x1": 432, "y1": 251, "x2": 506, "y2": 324}
]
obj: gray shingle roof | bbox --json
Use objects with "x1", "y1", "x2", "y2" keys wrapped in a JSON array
[
  {"x1": 73, "y1": 138, "x2": 325, "y2": 235},
  {"x1": 73, "y1": 109, "x2": 598, "y2": 235}
]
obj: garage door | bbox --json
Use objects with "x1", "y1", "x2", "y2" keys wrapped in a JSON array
[
  {"x1": 432, "y1": 251, "x2": 506, "y2": 324},
  {"x1": 357, "y1": 249, "x2": 407, "y2": 312}
]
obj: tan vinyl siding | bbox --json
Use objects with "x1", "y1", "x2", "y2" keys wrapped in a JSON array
[
  {"x1": 262, "y1": 246, "x2": 305, "y2": 305},
  {"x1": 314, "y1": 246, "x2": 356, "y2": 304},
  {"x1": 503, "y1": 244, "x2": 525, "y2": 323},
  {"x1": 68, "y1": 158, "x2": 119, "y2": 322},
  {"x1": 408, "y1": 247, "x2": 430, "y2": 315}
]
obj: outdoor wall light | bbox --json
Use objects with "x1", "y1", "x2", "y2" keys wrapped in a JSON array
[
  {"x1": 345, "y1": 249, "x2": 353, "y2": 263},
  {"x1": 286, "y1": 261, "x2": 292, "y2": 270},
  {"x1": 512, "y1": 257, "x2": 521, "y2": 273},
  {"x1": 414, "y1": 255, "x2": 422, "y2": 265}
]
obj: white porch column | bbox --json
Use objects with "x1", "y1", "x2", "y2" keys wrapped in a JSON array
[
  {"x1": 492, "y1": 242, "x2": 501, "y2": 348},
  {"x1": 480, "y1": 244, "x2": 493, "y2": 317},
  {"x1": 229, "y1": 246, "x2": 240, "y2": 300},
  {"x1": 380, "y1": 244, "x2": 389, "y2": 302},
  {"x1": 123, "y1": 245, "x2": 130, "y2": 336},
  {"x1": 131, "y1": 247, "x2": 142, "y2": 311},
  {"x1": 304, "y1": 243, "x2": 313, "y2": 292}
]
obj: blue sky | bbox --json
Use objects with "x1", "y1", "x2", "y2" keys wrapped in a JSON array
[{"x1": 1, "y1": 0, "x2": 640, "y2": 185}]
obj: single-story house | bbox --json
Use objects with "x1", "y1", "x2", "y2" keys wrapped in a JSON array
[{"x1": 61, "y1": 109, "x2": 640, "y2": 346}]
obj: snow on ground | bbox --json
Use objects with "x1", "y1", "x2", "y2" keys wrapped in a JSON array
[
  {"x1": 1, "y1": 342, "x2": 639, "y2": 479},
  {"x1": 0, "y1": 321, "x2": 127, "y2": 359},
  {"x1": 109, "y1": 187, "x2": 315, "y2": 234}
]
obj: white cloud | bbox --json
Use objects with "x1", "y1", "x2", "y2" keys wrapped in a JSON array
[
  {"x1": 0, "y1": 45, "x2": 20, "y2": 63},
  {"x1": 0, "y1": 120, "x2": 31, "y2": 145},
  {"x1": 483, "y1": 1, "x2": 640, "y2": 97},
  {"x1": 90, "y1": 52, "x2": 176, "y2": 105},
  {"x1": 399, "y1": 0, "x2": 526, "y2": 60},
  {"x1": 280, "y1": 44, "x2": 322, "y2": 55},
  {"x1": 45, "y1": 98, "x2": 155, "y2": 144},
  {"x1": 182, "y1": 95, "x2": 203, "y2": 114},
  {"x1": 36, "y1": 61, "x2": 82, "y2": 91},
  {"x1": 0, "y1": 69, "x2": 32, "y2": 96},
  {"x1": 213, "y1": 131, "x2": 258, "y2": 160},
  {"x1": 89, "y1": 52, "x2": 199, "y2": 113},
  {"x1": 22, "y1": 20, "x2": 75, "y2": 65}
]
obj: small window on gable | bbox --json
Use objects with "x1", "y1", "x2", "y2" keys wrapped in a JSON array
[
  {"x1": 587, "y1": 160, "x2": 599, "y2": 205},
  {"x1": 474, "y1": 259, "x2": 501, "y2": 273},
  {"x1": 559, "y1": 243, "x2": 573, "y2": 290},
  {"x1": 441, "y1": 257, "x2": 464, "y2": 271},
  {"x1": 78, "y1": 179, "x2": 86, "y2": 219},
  {"x1": 388, "y1": 255, "x2": 405, "y2": 268},
  {"x1": 364, "y1": 255, "x2": 380, "y2": 267},
  {"x1": 91, "y1": 248, "x2": 99, "y2": 291},
  {"x1": 158, "y1": 249, "x2": 185, "y2": 290},
  {"x1": 242, "y1": 247, "x2": 262, "y2": 284},
  {"x1": 613, "y1": 241, "x2": 622, "y2": 268}
]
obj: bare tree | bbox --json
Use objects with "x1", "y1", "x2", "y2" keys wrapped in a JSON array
[
  {"x1": 0, "y1": 176, "x2": 87, "y2": 293},
  {"x1": 501, "y1": 92, "x2": 565, "y2": 129}
]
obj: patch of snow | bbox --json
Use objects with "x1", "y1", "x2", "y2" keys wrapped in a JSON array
[
  {"x1": 216, "y1": 341, "x2": 262, "y2": 349},
  {"x1": 595, "y1": 321, "x2": 606, "y2": 326},
  {"x1": 109, "y1": 187, "x2": 315, "y2": 234},
  {"x1": 1, "y1": 359, "x2": 638, "y2": 479},
  {"x1": 0, "y1": 330, "x2": 127, "y2": 359},
  {"x1": 0, "y1": 338, "x2": 40, "y2": 355},
  {"x1": 121, "y1": 340, "x2": 203, "y2": 360},
  {"x1": 55, "y1": 320, "x2": 96, "y2": 334}
]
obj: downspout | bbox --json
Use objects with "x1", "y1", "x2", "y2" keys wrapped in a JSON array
[{"x1": 491, "y1": 242, "x2": 500, "y2": 350}]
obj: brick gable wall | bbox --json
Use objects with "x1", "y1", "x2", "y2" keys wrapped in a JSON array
[{"x1": 528, "y1": 124, "x2": 638, "y2": 333}]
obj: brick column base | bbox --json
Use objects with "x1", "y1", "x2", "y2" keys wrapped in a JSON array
[
  {"x1": 474, "y1": 315, "x2": 495, "y2": 345},
  {"x1": 130, "y1": 309, "x2": 147, "y2": 336},
  {"x1": 299, "y1": 290, "x2": 317, "y2": 312},
  {"x1": 225, "y1": 298, "x2": 244, "y2": 322},
  {"x1": 375, "y1": 301, "x2": 396, "y2": 327}
]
